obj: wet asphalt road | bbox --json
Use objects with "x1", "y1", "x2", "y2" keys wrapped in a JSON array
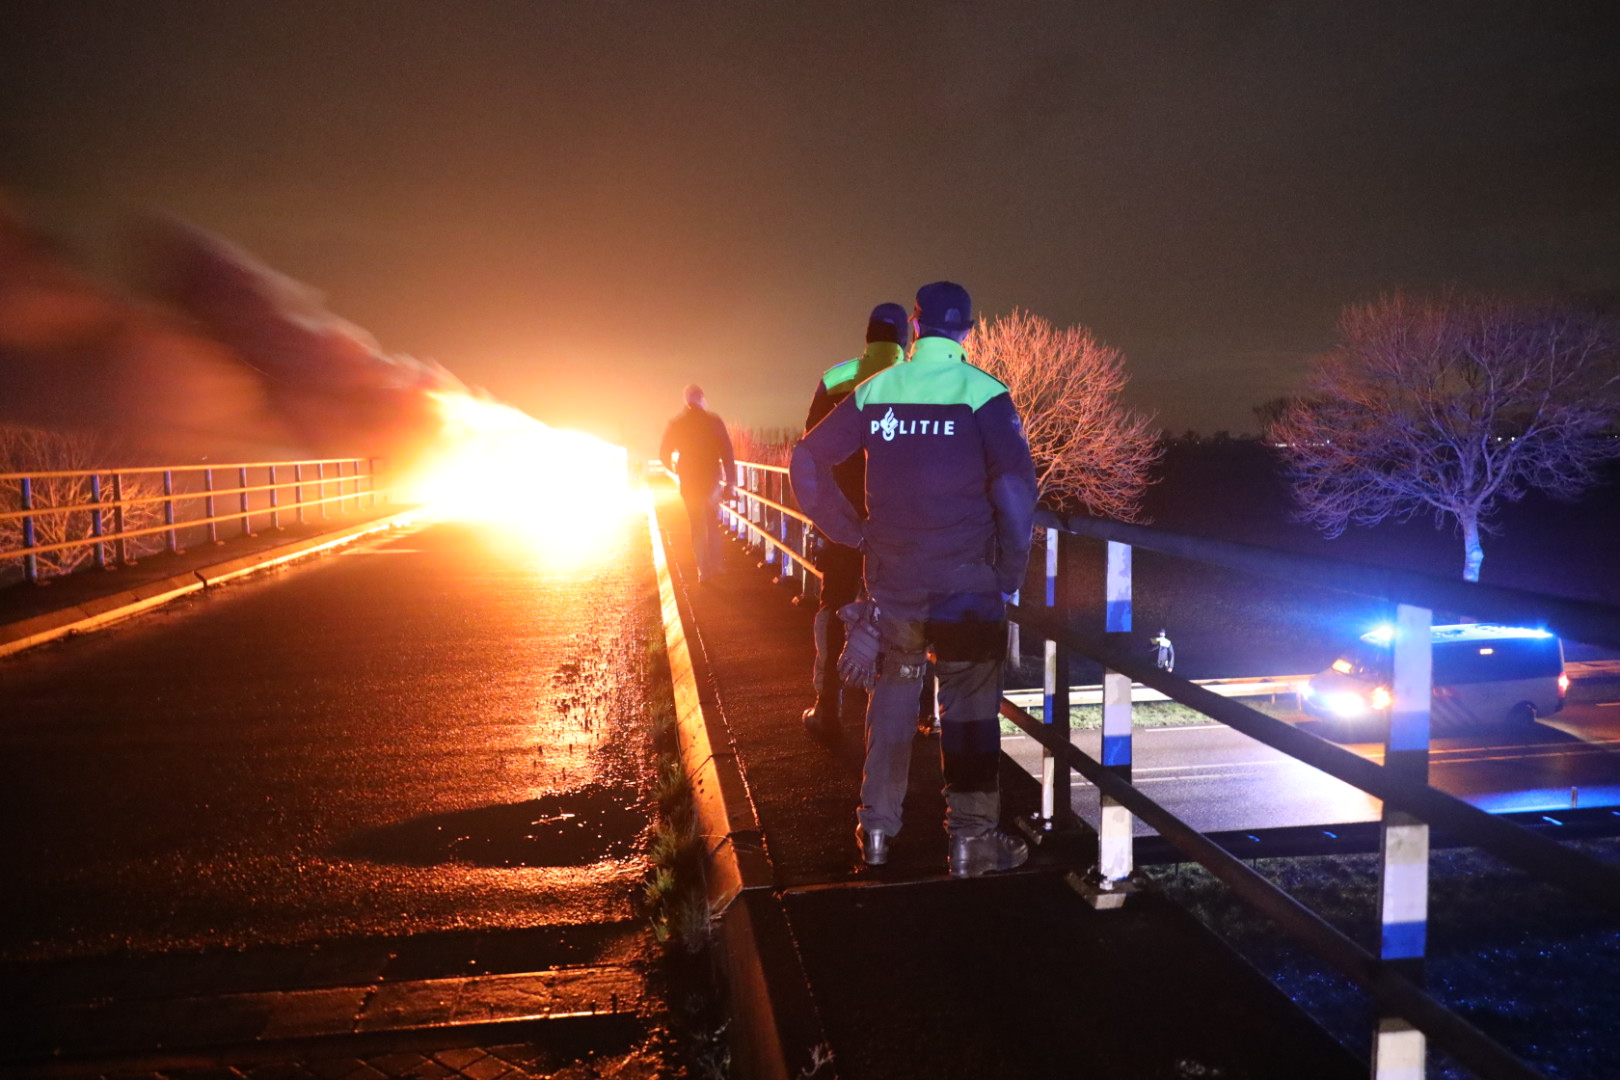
[
  {"x1": 0, "y1": 514, "x2": 658, "y2": 963},
  {"x1": 1002, "y1": 685, "x2": 1620, "y2": 835}
]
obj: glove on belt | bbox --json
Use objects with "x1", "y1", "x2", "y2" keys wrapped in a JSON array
[{"x1": 836, "y1": 598, "x2": 882, "y2": 691}]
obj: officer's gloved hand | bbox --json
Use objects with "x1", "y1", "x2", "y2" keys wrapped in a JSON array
[{"x1": 836, "y1": 599, "x2": 881, "y2": 691}]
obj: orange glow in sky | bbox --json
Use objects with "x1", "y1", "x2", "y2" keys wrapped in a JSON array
[{"x1": 403, "y1": 391, "x2": 634, "y2": 560}]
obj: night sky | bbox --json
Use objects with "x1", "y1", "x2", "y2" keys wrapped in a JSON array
[{"x1": 3, "y1": 1, "x2": 1616, "y2": 452}]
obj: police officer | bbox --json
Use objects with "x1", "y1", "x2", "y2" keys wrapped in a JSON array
[
  {"x1": 800, "y1": 303, "x2": 910, "y2": 743},
  {"x1": 791, "y1": 281, "x2": 1039, "y2": 877}
]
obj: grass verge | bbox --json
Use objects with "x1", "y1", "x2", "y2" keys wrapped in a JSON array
[
  {"x1": 641, "y1": 594, "x2": 730, "y2": 1078},
  {"x1": 1002, "y1": 695, "x2": 1299, "y2": 734}
]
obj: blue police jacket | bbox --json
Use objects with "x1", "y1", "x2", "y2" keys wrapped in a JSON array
[
  {"x1": 803, "y1": 340, "x2": 905, "y2": 515},
  {"x1": 791, "y1": 336, "x2": 1038, "y2": 596}
]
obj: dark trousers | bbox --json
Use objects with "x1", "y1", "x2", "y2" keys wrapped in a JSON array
[
  {"x1": 811, "y1": 541, "x2": 863, "y2": 707},
  {"x1": 681, "y1": 484, "x2": 724, "y2": 581},
  {"x1": 857, "y1": 587, "x2": 1007, "y2": 840}
]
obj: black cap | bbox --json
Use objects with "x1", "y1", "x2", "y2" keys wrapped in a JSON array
[
  {"x1": 866, "y1": 302, "x2": 910, "y2": 348},
  {"x1": 914, "y1": 281, "x2": 974, "y2": 338}
]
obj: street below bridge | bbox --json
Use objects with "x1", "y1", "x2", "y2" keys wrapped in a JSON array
[
  {"x1": 0, "y1": 511, "x2": 666, "y2": 1075},
  {"x1": 1003, "y1": 687, "x2": 1620, "y2": 837}
]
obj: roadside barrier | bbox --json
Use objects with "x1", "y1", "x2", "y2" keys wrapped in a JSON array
[
  {"x1": 1, "y1": 458, "x2": 386, "y2": 584},
  {"x1": 729, "y1": 458, "x2": 1620, "y2": 1080},
  {"x1": 724, "y1": 462, "x2": 820, "y2": 593}
]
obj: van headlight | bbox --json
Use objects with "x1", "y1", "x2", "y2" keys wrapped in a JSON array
[{"x1": 1323, "y1": 691, "x2": 1369, "y2": 718}]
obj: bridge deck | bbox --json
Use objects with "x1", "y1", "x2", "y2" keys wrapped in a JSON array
[
  {"x1": 1, "y1": 493, "x2": 1366, "y2": 1078},
  {"x1": 651, "y1": 487, "x2": 1362, "y2": 1079}
]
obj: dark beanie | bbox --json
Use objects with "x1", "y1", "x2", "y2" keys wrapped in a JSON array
[
  {"x1": 914, "y1": 281, "x2": 973, "y2": 338},
  {"x1": 865, "y1": 302, "x2": 910, "y2": 348}
]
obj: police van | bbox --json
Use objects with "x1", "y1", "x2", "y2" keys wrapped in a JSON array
[{"x1": 1303, "y1": 623, "x2": 1568, "y2": 740}]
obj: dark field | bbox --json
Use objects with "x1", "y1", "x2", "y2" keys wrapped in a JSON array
[{"x1": 1154, "y1": 839, "x2": 1620, "y2": 1080}]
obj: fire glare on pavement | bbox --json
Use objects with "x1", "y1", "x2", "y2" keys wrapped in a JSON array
[{"x1": 403, "y1": 391, "x2": 633, "y2": 560}]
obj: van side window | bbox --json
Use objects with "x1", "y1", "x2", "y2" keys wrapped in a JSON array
[{"x1": 1433, "y1": 638, "x2": 1562, "y2": 685}]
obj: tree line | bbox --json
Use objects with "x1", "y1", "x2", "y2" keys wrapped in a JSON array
[{"x1": 759, "y1": 293, "x2": 1619, "y2": 585}]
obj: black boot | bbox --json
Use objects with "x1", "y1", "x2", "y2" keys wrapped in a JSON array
[{"x1": 802, "y1": 699, "x2": 840, "y2": 744}]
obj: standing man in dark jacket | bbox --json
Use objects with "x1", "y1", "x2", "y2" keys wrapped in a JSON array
[
  {"x1": 660, "y1": 384, "x2": 736, "y2": 585},
  {"x1": 791, "y1": 281, "x2": 1039, "y2": 878},
  {"x1": 800, "y1": 302, "x2": 910, "y2": 743}
]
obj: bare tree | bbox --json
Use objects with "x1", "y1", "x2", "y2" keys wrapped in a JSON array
[
  {"x1": 1268, "y1": 294, "x2": 1620, "y2": 582},
  {"x1": 0, "y1": 426, "x2": 161, "y2": 581},
  {"x1": 967, "y1": 308, "x2": 1160, "y2": 519},
  {"x1": 727, "y1": 425, "x2": 793, "y2": 468}
]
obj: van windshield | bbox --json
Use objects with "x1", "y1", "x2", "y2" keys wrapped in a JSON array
[{"x1": 1433, "y1": 637, "x2": 1562, "y2": 685}]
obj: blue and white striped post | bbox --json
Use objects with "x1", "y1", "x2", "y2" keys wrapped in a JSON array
[
  {"x1": 204, "y1": 468, "x2": 220, "y2": 543},
  {"x1": 1039, "y1": 527, "x2": 1071, "y2": 828},
  {"x1": 163, "y1": 469, "x2": 180, "y2": 553},
  {"x1": 112, "y1": 472, "x2": 130, "y2": 566},
  {"x1": 90, "y1": 473, "x2": 107, "y2": 568},
  {"x1": 238, "y1": 465, "x2": 254, "y2": 535},
  {"x1": 771, "y1": 472, "x2": 786, "y2": 573},
  {"x1": 1374, "y1": 602, "x2": 1432, "y2": 1080},
  {"x1": 1097, "y1": 540, "x2": 1135, "y2": 892},
  {"x1": 19, "y1": 476, "x2": 38, "y2": 584},
  {"x1": 750, "y1": 468, "x2": 764, "y2": 557}
]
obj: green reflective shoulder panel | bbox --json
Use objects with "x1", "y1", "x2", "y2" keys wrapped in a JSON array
[
  {"x1": 855, "y1": 359, "x2": 1009, "y2": 411},
  {"x1": 821, "y1": 357, "x2": 862, "y2": 393}
]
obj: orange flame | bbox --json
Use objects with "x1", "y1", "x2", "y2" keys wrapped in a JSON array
[{"x1": 402, "y1": 391, "x2": 633, "y2": 559}]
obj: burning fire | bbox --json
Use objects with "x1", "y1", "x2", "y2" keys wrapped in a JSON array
[{"x1": 403, "y1": 391, "x2": 633, "y2": 556}]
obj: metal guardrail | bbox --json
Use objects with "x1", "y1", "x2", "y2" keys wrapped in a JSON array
[
  {"x1": 730, "y1": 459, "x2": 1620, "y2": 1080},
  {"x1": 723, "y1": 461, "x2": 822, "y2": 592},
  {"x1": 1, "y1": 458, "x2": 386, "y2": 584}
]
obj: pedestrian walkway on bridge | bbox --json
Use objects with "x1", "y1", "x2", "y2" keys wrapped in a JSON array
[{"x1": 649, "y1": 483, "x2": 1362, "y2": 1080}]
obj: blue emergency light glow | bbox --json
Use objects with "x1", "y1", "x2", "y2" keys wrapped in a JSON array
[
  {"x1": 1362, "y1": 623, "x2": 1395, "y2": 645},
  {"x1": 1359, "y1": 623, "x2": 1553, "y2": 647}
]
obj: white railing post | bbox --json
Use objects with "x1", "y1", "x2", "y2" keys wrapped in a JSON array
[{"x1": 1374, "y1": 602, "x2": 1432, "y2": 1080}]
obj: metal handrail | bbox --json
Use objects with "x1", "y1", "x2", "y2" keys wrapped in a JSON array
[
  {"x1": 3, "y1": 487, "x2": 385, "y2": 559},
  {"x1": 723, "y1": 462, "x2": 821, "y2": 586},
  {"x1": 0, "y1": 474, "x2": 372, "y2": 524},
  {"x1": 734, "y1": 458, "x2": 1617, "y2": 1079},
  {"x1": 1010, "y1": 601, "x2": 1620, "y2": 913},
  {"x1": 1000, "y1": 695, "x2": 1542, "y2": 1080},
  {"x1": 3, "y1": 457, "x2": 387, "y2": 583},
  {"x1": 0, "y1": 457, "x2": 371, "y2": 482},
  {"x1": 735, "y1": 489, "x2": 815, "y2": 528}
]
